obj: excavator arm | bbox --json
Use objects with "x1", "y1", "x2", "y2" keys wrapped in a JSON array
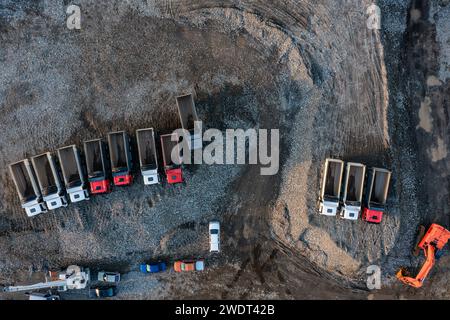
[
  {"x1": 396, "y1": 223, "x2": 450, "y2": 288},
  {"x1": 396, "y1": 244, "x2": 436, "y2": 288}
]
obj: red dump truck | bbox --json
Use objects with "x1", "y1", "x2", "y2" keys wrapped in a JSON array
[
  {"x1": 362, "y1": 167, "x2": 391, "y2": 223},
  {"x1": 160, "y1": 133, "x2": 182, "y2": 184},
  {"x1": 9, "y1": 159, "x2": 48, "y2": 216},
  {"x1": 84, "y1": 138, "x2": 111, "y2": 194},
  {"x1": 107, "y1": 131, "x2": 133, "y2": 186}
]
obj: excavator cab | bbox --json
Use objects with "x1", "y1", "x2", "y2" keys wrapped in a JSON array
[{"x1": 396, "y1": 223, "x2": 450, "y2": 288}]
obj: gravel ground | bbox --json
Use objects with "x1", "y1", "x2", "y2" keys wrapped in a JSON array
[{"x1": 0, "y1": 0, "x2": 449, "y2": 299}]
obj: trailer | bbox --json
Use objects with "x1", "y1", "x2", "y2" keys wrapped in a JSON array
[
  {"x1": 84, "y1": 139, "x2": 111, "y2": 194},
  {"x1": 160, "y1": 133, "x2": 183, "y2": 184},
  {"x1": 318, "y1": 158, "x2": 344, "y2": 216},
  {"x1": 9, "y1": 159, "x2": 47, "y2": 216},
  {"x1": 107, "y1": 131, "x2": 133, "y2": 186},
  {"x1": 31, "y1": 152, "x2": 68, "y2": 210},
  {"x1": 362, "y1": 167, "x2": 391, "y2": 224},
  {"x1": 57, "y1": 145, "x2": 90, "y2": 202},
  {"x1": 136, "y1": 128, "x2": 160, "y2": 185},
  {"x1": 176, "y1": 93, "x2": 202, "y2": 150},
  {"x1": 340, "y1": 162, "x2": 366, "y2": 220}
]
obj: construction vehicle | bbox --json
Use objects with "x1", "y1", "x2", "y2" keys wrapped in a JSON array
[
  {"x1": 57, "y1": 145, "x2": 90, "y2": 202},
  {"x1": 107, "y1": 131, "x2": 133, "y2": 186},
  {"x1": 396, "y1": 223, "x2": 450, "y2": 288},
  {"x1": 362, "y1": 167, "x2": 391, "y2": 223},
  {"x1": 31, "y1": 152, "x2": 68, "y2": 210},
  {"x1": 319, "y1": 158, "x2": 344, "y2": 216},
  {"x1": 161, "y1": 133, "x2": 183, "y2": 184},
  {"x1": 3, "y1": 265, "x2": 90, "y2": 293},
  {"x1": 176, "y1": 93, "x2": 202, "y2": 150},
  {"x1": 84, "y1": 138, "x2": 111, "y2": 194},
  {"x1": 340, "y1": 162, "x2": 366, "y2": 220},
  {"x1": 9, "y1": 159, "x2": 47, "y2": 216},
  {"x1": 136, "y1": 128, "x2": 160, "y2": 185}
]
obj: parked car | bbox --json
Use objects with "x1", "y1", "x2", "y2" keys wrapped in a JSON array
[
  {"x1": 140, "y1": 262, "x2": 167, "y2": 273},
  {"x1": 97, "y1": 271, "x2": 120, "y2": 283},
  {"x1": 174, "y1": 260, "x2": 205, "y2": 272},
  {"x1": 90, "y1": 286, "x2": 117, "y2": 298},
  {"x1": 209, "y1": 221, "x2": 220, "y2": 252}
]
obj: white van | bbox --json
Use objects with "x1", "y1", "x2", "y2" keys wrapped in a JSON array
[{"x1": 209, "y1": 221, "x2": 220, "y2": 252}]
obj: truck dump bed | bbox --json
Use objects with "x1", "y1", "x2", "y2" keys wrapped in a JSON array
[
  {"x1": 10, "y1": 160, "x2": 39, "y2": 203},
  {"x1": 58, "y1": 146, "x2": 82, "y2": 188},
  {"x1": 84, "y1": 139, "x2": 106, "y2": 179},
  {"x1": 136, "y1": 128, "x2": 158, "y2": 171},
  {"x1": 176, "y1": 94, "x2": 198, "y2": 131},
  {"x1": 369, "y1": 168, "x2": 391, "y2": 206},
  {"x1": 176, "y1": 93, "x2": 202, "y2": 150},
  {"x1": 32, "y1": 153, "x2": 59, "y2": 196},
  {"x1": 343, "y1": 163, "x2": 365, "y2": 203},
  {"x1": 108, "y1": 131, "x2": 131, "y2": 173},
  {"x1": 323, "y1": 159, "x2": 343, "y2": 200}
]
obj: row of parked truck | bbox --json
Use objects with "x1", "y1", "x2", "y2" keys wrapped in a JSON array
[
  {"x1": 318, "y1": 158, "x2": 391, "y2": 223},
  {"x1": 9, "y1": 94, "x2": 201, "y2": 217}
]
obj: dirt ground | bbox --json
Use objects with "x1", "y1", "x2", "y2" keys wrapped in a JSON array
[{"x1": 0, "y1": 0, "x2": 449, "y2": 299}]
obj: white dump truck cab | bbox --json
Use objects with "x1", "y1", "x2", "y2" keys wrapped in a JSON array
[
  {"x1": 319, "y1": 158, "x2": 344, "y2": 216},
  {"x1": 57, "y1": 145, "x2": 90, "y2": 203},
  {"x1": 31, "y1": 153, "x2": 68, "y2": 210},
  {"x1": 176, "y1": 93, "x2": 202, "y2": 150},
  {"x1": 9, "y1": 159, "x2": 48, "y2": 217},
  {"x1": 136, "y1": 128, "x2": 160, "y2": 185},
  {"x1": 340, "y1": 162, "x2": 366, "y2": 220}
]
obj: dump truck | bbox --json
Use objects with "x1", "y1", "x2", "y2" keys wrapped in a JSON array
[
  {"x1": 57, "y1": 145, "x2": 89, "y2": 202},
  {"x1": 318, "y1": 158, "x2": 344, "y2": 216},
  {"x1": 362, "y1": 167, "x2": 391, "y2": 223},
  {"x1": 107, "y1": 131, "x2": 133, "y2": 186},
  {"x1": 9, "y1": 159, "x2": 47, "y2": 216},
  {"x1": 340, "y1": 162, "x2": 366, "y2": 220},
  {"x1": 136, "y1": 128, "x2": 160, "y2": 185},
  {"x1": 84, "y1": 139, "x2": 111, "y2": 194},
  {"x1": 160, "y1": 133, "x2": 183, "y2": 184},
  {"x1": 176, "y1": 93, "x2": 202, "y2": 150},
  {"x1": 31, "y1": 152, "x2": 68, "y2": 210}
]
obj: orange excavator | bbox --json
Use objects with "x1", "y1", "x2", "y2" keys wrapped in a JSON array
[{"x1": 396, "y1": 223, "x2": 450, "y2": 288}]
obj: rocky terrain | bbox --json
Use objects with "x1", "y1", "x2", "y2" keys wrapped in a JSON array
[{"x1": 0, "y1": 0, "x2": 449, "y2": 299}]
